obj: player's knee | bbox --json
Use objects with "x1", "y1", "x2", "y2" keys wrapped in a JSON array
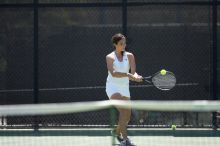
[{"x1": 110, "y1": 93, "x2": 122, "y2": 100}]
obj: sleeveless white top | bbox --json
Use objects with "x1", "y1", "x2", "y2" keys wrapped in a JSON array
[{"x1": 106, "y1": 51, "x2": 130, "y2": 85}]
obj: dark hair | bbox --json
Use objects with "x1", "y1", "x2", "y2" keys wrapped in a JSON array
[
  {"x1": 111, "y1": 33, "x2": 125, "y2": 45},
  {"x1": 111, "y1": 33, "x2": 126, "y2": 55}
]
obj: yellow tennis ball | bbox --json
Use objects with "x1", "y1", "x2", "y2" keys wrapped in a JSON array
[
  {"x1": 160, "y1": 69, "x2": 167, "y2": 75},
  {"x1": 171, "y1": 125, "x2": 176, "y2": 130}
]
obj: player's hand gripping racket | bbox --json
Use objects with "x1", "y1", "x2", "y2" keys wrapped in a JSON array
[{"x1": 142, "y1": 69, "x2": 176, "y2": 90}]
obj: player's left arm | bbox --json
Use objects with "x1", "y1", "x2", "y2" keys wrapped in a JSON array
[{"x1": 127, "y1": 52, "x2": 142, "y2": 82}]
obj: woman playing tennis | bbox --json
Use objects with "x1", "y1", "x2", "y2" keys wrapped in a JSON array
[{"x1": 106, "y1": 33, "x2": 143, "y2": 146}]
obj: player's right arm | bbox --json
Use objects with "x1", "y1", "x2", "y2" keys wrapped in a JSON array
[{"x1": 106, "y1": 54, "x2": 135, "y2": 79}]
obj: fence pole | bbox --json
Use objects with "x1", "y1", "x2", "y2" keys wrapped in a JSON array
[
  {"x1": 34, "y1": 0, "x2": 39, "y2": 131},
  {"x1": 212, "y1": 0, "x2": 218, "y2": 130},
  {"x1": 122, "y1": 0, "x2": 127, "y2": 36}
]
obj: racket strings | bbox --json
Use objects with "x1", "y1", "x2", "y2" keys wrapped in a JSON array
[{"x1": 152, "y1": 73, "x2": 176, "y2": 90}]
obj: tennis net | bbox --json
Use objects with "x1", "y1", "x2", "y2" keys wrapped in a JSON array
[{"x1": 0, "y1": 100, "x2": 220, "y2": 146}]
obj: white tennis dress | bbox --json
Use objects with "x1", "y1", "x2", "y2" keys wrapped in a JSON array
[{"x1": 106, "y1": 51, "x2": 130, "y2": 98}]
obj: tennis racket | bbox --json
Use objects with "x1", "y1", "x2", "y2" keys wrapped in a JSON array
[{"x1": 141, "y1": 70, "x2": 176, "y2": 90}]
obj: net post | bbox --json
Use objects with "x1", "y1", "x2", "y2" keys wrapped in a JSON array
[{"x1": 110, "y1": 106, "x2": 117, "y2": 146}]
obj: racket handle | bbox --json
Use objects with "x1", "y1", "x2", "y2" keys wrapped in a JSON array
[
  {"x1": 144, "y1": 76, "x2": 151, "y2": 79},
  {"x1": 144, "y1": 79, "x2": 151, "y2": 83}
]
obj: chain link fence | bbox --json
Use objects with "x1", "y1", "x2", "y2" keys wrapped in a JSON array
[{"x1": 0, "y1": 0, "x2": 219, "y2": 128}]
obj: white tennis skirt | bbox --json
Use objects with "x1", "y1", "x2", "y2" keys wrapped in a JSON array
[{"x1": 106, "y1": 83, "x2": 130, "y2": 98}]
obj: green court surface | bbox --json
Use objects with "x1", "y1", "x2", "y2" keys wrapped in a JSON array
[{"x1": 0, "y1": 128, "x2": 220, "y2": 146}]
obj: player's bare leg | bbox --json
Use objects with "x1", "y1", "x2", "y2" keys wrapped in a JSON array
[{"x1": 110, "y1": 93, "x2": 135, "y2": 146}]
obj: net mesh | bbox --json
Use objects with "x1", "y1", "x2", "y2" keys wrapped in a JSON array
[{"x1": 0, "y1": 100, "x2": 219, "y2": 146}]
